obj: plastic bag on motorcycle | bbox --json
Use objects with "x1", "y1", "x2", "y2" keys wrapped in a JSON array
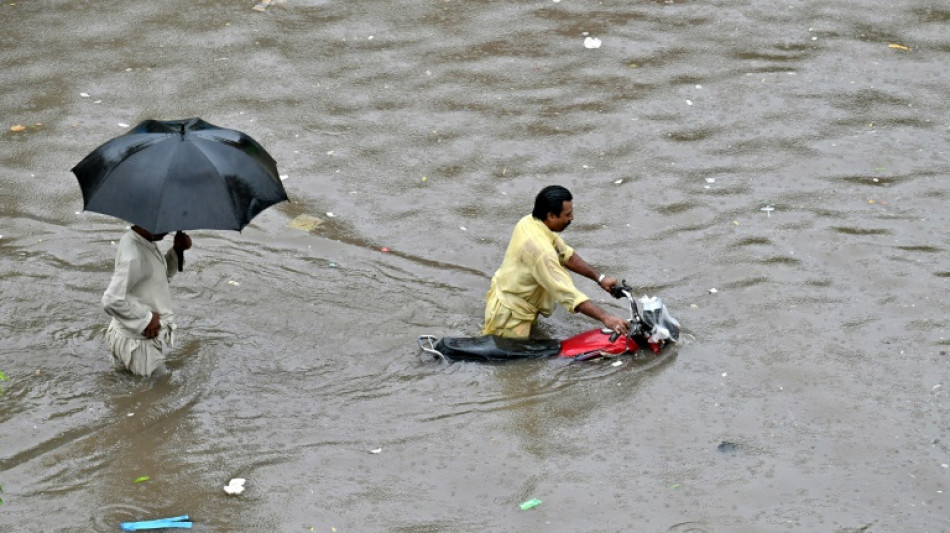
[{"x1": 636, "y1": 296, "x2": 680, "y2": 344}]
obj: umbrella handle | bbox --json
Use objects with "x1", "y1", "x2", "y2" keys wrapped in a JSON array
[{"x1": 175, "y1": 231, "x2": 185, "y2": 272}]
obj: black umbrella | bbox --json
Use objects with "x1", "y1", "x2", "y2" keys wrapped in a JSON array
[{"x1": 71, "y1": 118, "x2": 289, "y2": 235}]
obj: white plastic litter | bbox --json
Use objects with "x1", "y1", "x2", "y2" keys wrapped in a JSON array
[
  {"x1": 224, "y1": 478, "x2": 246, "y2": 495},
  {"x1": 583, "y1": 37, "x2": 602, "y2": 49}
]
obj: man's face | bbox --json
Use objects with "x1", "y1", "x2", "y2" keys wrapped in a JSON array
[{"x1": 545, "y1": 200, "x2": 574, "y2": 232}]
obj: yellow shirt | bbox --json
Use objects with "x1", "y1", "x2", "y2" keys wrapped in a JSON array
[{"x1": 484, "y1": 215, "x2": 590, "y2": 335}]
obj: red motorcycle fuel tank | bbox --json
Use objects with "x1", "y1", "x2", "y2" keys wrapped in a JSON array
[{"x1": 558, "y1": 328, "x2": 639, "y2": 358}]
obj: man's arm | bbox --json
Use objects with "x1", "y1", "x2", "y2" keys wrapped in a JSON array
[
  {"x1": 534, "y1": 252, "x2": 629, "y2": 335},
  {"x1": 576, "y1": 301, "x2": 629, "y2": 336},
  {"x1": 102, "y1": 255, "x2": 154, "y2": 336},
  {"x1": 564, "y1": 252, "x2": 619, "y2": 293}
]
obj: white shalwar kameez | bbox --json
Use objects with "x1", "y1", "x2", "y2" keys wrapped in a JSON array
[{"x1": 102, "y1": 228, "x2": 181, "y2": 377}]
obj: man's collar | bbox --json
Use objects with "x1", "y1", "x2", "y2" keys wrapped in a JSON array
[
  {"x1": 128, "y1": 227, "x2": 157, "y2": 246},
  {"x1": 527, "y1": 215, "x2": 557, "y2": 240}
]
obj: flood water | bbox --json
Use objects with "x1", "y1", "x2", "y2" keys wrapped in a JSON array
[{"x1": 2, "y1": 1, "x2": 949, "y2": 531}]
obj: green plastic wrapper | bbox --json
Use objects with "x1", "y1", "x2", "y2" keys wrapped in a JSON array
[{"x1": 519, "y1": 498, "x2": 542, "y2": 510}]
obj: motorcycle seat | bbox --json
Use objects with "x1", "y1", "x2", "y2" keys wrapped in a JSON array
[{"x1": 434, "y1": 335, "x2": 561, "y2": 362}]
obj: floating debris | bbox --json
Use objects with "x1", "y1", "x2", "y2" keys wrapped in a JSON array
[
  {"x1": 717, "y1": 441, "x2": 738, "y2": 453},
  {"x1": 121, "y1": 515, "x2": 192, "y2": 531},
  {"x1": 519, "y1": 498, "x2": 542, "y2": 510},
  {"x1": 708, "y1": 288, "x2": 718, "y2": 294},
  {"x1": 287, "y1": 214, "x2": 324, "y2": 232},
  {"x1": 369, "y1": 448, "x2": 382, "y2": 454},
  {"x1": 888, "y1": 43, "x2": 910, "y2": 51},
  {"x1": 224, "y1": 478, "x2": 246, "y2": 495},
  {"x1": 252, "y1": 0, "x2": 285, "y2": 11},
  {"x1": 761, "y1": 205, "x2": 774, "y2": 217},
  {"x1": 583, "y1": 37, "x2": 602, "y2": 49}
]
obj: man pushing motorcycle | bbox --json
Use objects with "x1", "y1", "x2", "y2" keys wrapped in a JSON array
[{"x1": 483, "y1": 185, "x2": 631, "y2": 339}]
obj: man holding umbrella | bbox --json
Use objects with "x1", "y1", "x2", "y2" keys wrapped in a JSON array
[
  {"x1": 72, "y1": 118, "x2": 289, "y2": 377},
  {"x1": 102, "y1": 227, "x2": 192, "y2": 377}
]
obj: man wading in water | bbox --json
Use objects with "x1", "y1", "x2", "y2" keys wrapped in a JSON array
[
  {"x1": 102, "y1": 225, "x2": 192, "y2": 377},
  {"x1": 483, "y1": 185, "x2": 629, "y2": 339}
]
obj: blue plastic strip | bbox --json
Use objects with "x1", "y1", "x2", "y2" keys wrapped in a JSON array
[{"x1": 120, "y1": 515, "x2": 192, "y2": 531}]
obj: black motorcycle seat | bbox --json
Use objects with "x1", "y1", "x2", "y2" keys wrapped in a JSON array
[{"x1": 434, "y1": 335, "x2": 561, "y2": 362}]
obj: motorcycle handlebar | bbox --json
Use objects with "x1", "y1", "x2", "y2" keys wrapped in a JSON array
[{"x1": 609, "y1": 280, "x2": 633, "y2": 299}]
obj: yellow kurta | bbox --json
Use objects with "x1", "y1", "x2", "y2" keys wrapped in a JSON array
[{"x1": 483, "y1": 215, "x2": 590, "y2": 338}]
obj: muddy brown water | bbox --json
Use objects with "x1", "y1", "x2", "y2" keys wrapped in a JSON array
[{"x1": 2, "y1": 1, "x2": 949, "y2": 532}]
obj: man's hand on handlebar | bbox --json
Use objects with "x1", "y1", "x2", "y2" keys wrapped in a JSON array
[
  {"x1": 603, "y1": 315, "x2": 629, "y2": 337},
  {"x1": 598, "y1": 275, "x2": 620, "y2": 294},
  {"x1": 608, "y1": 279, "x2": 633, "y2": 299}
]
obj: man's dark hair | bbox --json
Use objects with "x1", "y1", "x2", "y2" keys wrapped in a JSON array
[{"x1": 532, "y1": 185, "x2": 573, "y2": 220}]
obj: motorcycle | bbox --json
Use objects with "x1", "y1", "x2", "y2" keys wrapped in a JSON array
[{"x1": 418, "y1": 282, "x2": 680, "y2": 363}]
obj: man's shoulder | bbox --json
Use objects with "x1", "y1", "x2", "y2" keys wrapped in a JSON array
[
  {"x1": 116, "y1": 229, "x2": 140, "y2": 247},
  {"x1": 116, "y1": 229, "x2": 152, "y2": 257},
  {"x1": 515, "y1": 215, "x2": 546, "y2": 235},
  {"x1": 516, "y1": 216, "x2": 564, "y2": 245}
]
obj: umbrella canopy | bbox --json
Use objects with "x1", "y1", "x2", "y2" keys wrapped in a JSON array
[{"x1": 71, "y1": 118, "x2": 288, "y2": 234}]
